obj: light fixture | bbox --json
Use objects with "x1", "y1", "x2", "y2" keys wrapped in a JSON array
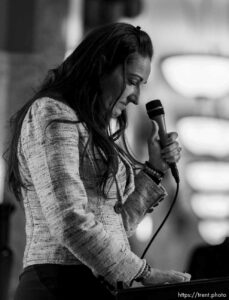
[
  {"x1": 191, "y1": 193, "x2": 229, "y2": 219},
  {"x1": 177, "y1": 116, "x2": 229, "y2": 157},
  {"x1": 186, "y1": 162, "x2": 229, "y2": 192},
  {"x1": 198, "y1": 220, "x2": 229, "y2": 245},
  {"x1": 160, "y1": 54, "x2": 229, "y2": 99}
]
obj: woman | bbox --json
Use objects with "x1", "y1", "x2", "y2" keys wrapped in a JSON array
[{"x1": 6, "y1": 22, "x2": 190, "y2": 299}]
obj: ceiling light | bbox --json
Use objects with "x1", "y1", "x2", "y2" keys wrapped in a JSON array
[
  {"x1": 161, "y1": 54, "x2": 229, "y2": 99},
  {"x1": 186, "y1": 162, "x2": 229, "y2": 192},
  {"x1": 177, "y1": 116, "x2": 229, "y2": 157},
  {"x1": 191, "y1": 193, "x2": 229, "y2": 219},
  {"x1": 198, "y1": 220, "x2": 229, "y2": 245}
]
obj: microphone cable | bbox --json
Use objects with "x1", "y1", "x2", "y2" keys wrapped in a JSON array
[
  {"x1": 120, "y1": 132, "x2": 180, "y2": 259},
  {"x1": 128, "y1": 177, "x2": 179, "y2": 288},
  {"x1": 140, "y1": 179, "x2": 179, "y2": 259}
]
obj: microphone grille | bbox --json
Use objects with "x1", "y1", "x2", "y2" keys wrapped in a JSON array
[{"x1": 146, "y1": 99, "x2": 164, "y2": 118}]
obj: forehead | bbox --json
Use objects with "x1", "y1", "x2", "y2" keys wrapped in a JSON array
[{"x1": 126, "y1": 53, "x2": 151, "y2": 81}]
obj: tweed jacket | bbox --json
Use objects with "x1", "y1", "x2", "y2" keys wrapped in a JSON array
[{"x1": 18, "y1": 97, "x2": 167, "y2": 287}]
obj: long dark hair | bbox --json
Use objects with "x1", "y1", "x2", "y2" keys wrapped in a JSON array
[{"x1": 5, "y1": 22, "x2": 153, "y2": 201}]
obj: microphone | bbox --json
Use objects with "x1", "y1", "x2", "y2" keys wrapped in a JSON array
[{"x1": 145, "y1": 99, "x2": 180, "y2": 183}]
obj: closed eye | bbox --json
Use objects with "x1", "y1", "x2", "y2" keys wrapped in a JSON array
[{"x1": 128, "y1": 80, "x2": 140, "y2": 86}]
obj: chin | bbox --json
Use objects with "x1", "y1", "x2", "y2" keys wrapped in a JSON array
[{"x1": 111, "y1": 109, "x2": 122, "y2": 118}]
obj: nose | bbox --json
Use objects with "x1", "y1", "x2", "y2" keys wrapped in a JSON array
[{"x1": 127, "y1": 93, "x2": 139, "y2": 105}]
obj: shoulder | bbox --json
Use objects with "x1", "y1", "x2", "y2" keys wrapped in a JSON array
[
  {"x1": 21, "y1": 97, "x2": 85, "y2": 143},
  {"x1": 22, "y1": 97, "x2": 81, "y2": 134},
  {"x1": 30, "y1": 97, "x2": 78, "y2": 122},
  {"x1": 20, "y1": 97, "x2": 85, "y2": 152}
]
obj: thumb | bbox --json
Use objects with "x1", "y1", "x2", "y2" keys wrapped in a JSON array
[{"x1": 150, "y1": 120, "x2": 159, "y2": 142}]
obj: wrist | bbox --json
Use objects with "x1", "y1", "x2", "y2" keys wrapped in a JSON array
[
  {"x1": 146, "y1": 161, "x2": 165, "y2": 175},
  {"x1": 143, "y1": 161, "x2": 165, "y2": 184},
  {"x1": 135, "y1": 262, "x2": 152, "y2": 283}
]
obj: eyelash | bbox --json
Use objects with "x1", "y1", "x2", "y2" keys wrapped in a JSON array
[{"x1": 129, "y1": 80, "x2": 139, "y2": 86}]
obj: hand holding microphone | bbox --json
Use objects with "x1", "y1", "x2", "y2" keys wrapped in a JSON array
[{"x1": 146, "y1": 99, "x2": 181, "y2": 183}]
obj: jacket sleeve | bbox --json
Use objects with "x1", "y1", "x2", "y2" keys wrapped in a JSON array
[
  {"x1": 121, "y1": 167, "x2": 168, "y2": 237},
  {"x1": 20, "y1": 98, "x2": 145, "y2": 287}
]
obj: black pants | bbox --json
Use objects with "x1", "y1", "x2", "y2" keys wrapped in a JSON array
[{"x1": 14, "y1": 264, "x2": 116, "y2": 300}]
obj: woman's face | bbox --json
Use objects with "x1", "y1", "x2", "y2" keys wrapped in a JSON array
[{"x1": 100, "y1": 53, "x2": 151, "y2": 118}]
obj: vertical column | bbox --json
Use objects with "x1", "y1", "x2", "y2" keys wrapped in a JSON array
[
  {"x1": 0, "y1": 1, "x2": 71, "y2": 299},
  {"x1": 65, "y1": 0, "x2": 84, "y2": 56}
]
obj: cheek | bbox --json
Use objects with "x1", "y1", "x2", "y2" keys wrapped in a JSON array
[{"x1": 120, "y1": 86, "x2": 135, "y2": 99}]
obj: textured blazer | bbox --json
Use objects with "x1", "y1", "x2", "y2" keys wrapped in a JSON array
[{"x1": 18, "y1": 97, "x2": 167, "y2": 287}]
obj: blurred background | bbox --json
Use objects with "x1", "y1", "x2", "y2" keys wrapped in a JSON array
[{"x1": 1, "y1": 0, "x2": 229, "y2": 299}]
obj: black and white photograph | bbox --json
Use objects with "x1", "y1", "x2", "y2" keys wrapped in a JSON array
[{"x1": 1, "y1": 1, "x2": 229, "y2": 299}]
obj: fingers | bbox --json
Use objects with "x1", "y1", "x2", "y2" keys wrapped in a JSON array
[
  {"x1": 161, "y1": 132, "x2": 182, "y2": 163},
  {"x1": 159, "y1": 270, "x2": 190, "y2": 284},
  {"x1": 161, "y1": 143, "x2": 182, "y2": 163},
  {"x1": 161, "y1": 141, "x2": 180, "y2": 154},
  {"x1": 148, "y1": 128, "x2": 181, "y2": 170},
  {"x1": 142, "y1": 268, "x2": 191, "y2": 286},
  {"x1": 168, "y1": 270, "x2": 191, "y2": 283},
  {"x1": 166, "y1": 132, "x2": 178, "y2": 144},
  {"x1": 150, "y1": 130, "x2": 178, "y2": 146}
]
